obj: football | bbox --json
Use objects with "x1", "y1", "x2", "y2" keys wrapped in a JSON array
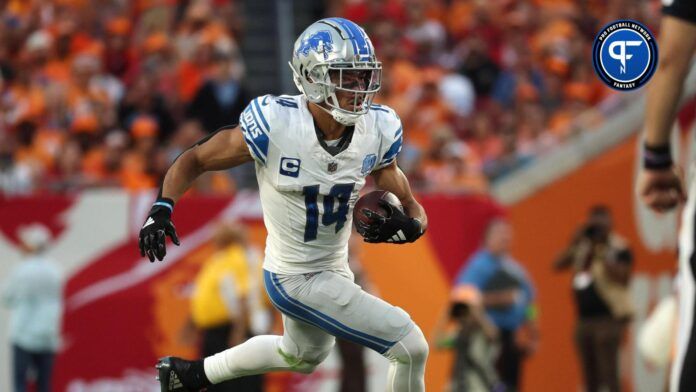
[{"x1": 353, "y1": 190, "x2": 403, "y2": 233}]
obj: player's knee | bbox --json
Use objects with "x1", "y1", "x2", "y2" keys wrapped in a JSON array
[
  {"x1": 406, "y1": 325, "x2": 429, "y2": 363},
  {"x1": 387, "y1": 324, "x2": 429, "y2": 364},
  {"x1": 279, "y1": 336, "x2": 335, "y2": 374},
  {"x1": 295, "y1": 343, "x2": 334, "y2": 374}
]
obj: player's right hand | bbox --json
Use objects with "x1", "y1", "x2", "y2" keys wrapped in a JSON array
[
  {"x1": 138, "y1": 198, "x2": 180, "y2": 262},
  {"x1": 636, "y1": 166, "x2": 686, "y2": 213}
]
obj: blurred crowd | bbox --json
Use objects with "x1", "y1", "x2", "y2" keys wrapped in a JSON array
[
  {"x1": 1, "y1": 0, "x2": 248, "y2": 195},
  {"x1": 0, "y1": 0, "x2": 662, "y2": 196}
]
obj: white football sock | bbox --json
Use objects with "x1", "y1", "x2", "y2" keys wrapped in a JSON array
[{"x1": 203, "y1": 335, "x2": 290, "y2": 383}]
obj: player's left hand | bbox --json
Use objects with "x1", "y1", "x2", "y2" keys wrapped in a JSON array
[
  {"x1": 359, "y1": 200, "x2": 424, "y2": 244},
  {"x1": 636, "y1": 166, "x2": 686, "y2": 213}
]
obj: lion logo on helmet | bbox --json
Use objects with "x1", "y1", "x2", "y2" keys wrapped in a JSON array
[{"x1": 296, "y1": 30, "x2": 334, "y2": 60}]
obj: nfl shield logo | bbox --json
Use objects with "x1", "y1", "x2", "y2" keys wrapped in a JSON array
[{"x1": 327, "y1": 162, "x2": 338, "y2": 173}]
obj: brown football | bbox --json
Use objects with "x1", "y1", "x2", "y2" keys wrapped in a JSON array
[{"x1": 353, "y1": 190, "x2": 403, "y2": 234}]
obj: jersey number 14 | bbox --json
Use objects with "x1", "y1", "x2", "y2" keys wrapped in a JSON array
[{"x1": 303, "y1": 183, "x2": 355, "y2": 242}]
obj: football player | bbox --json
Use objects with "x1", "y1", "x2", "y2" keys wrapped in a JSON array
[
  {"x1": 636, "y1": 0, "x2": 696, "y2": 391},
  {"x1": 139, "y1": 18, "x2": 429, "y2": 391}
]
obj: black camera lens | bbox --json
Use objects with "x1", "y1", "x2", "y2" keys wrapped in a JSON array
[{"x1": 450, "y1": 302, "x2": 471, "y2": 318}]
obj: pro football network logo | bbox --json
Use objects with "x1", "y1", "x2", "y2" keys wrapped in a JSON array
[{"x1": 592, "y1": 20, "x2": 657, "y2": 91}]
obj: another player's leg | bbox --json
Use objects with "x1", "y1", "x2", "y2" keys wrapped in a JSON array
[
  {"x1": 264, "y1": 269, "x2": 429, "y2": 391},
  {"x1": 674, "y1": 265, "x2": 696, "y2": 392},
  {"x1": 672, "y1": 189, "x2": 696, "y2": 392}
]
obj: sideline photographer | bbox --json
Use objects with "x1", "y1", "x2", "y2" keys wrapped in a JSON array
[
  {"x1": 554, "y1": 206, "x2": 634, "y2": 392},
  {"x1": 434, "y1": 285, "x2": 503, "y2": 392}
]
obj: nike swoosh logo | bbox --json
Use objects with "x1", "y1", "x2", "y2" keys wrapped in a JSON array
[{"x1": 142, "y1": 217, "x2": 155, "y2": 228}]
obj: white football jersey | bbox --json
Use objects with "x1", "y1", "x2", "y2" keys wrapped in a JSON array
[{"x1": 239, "y1": 94, "x2": 403, "y2": 274}]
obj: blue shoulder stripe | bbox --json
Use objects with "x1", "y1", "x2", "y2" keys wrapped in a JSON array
[
  {"x1": 381, "y1": 129, "x2": 403, "y2": 164},
  {"x1": 239, "y1": 97, "x2": 272, "y2": 163},
  {"x1": 241, "y1": 125, "x2": 267, "y2": 165},
  {"x1": 251, "y1": 98, "x2": 270, "y2": 133}
]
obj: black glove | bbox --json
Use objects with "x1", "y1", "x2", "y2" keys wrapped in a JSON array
[
  {"x1": 139, "y1": 198, "x2": 180, "y2": 262},
  {"x1": 357, "y1": 199, "x2": 424, "y2": 244}
]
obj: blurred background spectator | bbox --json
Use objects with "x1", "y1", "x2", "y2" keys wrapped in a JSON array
[
  {"x1": 0, "y1": 0, "x2": 661, "y2": 197},
  {"x1": 2, "y1": 224, "x2": 63, "y2": 392},
  {"x1": 187, "y1": 45, "x2": 249, "y2": 132},
  {"x1": 189, "y1": 220, "x2": 268, "y2": 392},
  {"x1": 433, "y1": 284, "x2": 502, "y2": 392},
  {"x1": 455, "y1": 219, "x2": 539, "y2": 392},
  {"x1": 553, "y1": 206, "x2": 634, "y2": 392}
]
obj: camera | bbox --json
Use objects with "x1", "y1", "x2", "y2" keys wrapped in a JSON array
[
  {"x1": 583, "y1": 224, "x2": 600, "y2": 238},
  {"x1": 582, "y1": 223, "x2": 608, "y2": 242},
  {"x1": 450, "y1": 302, "x2": 471, "y2": 319}
]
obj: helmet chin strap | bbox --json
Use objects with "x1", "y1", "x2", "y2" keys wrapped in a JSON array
[
  {"x1": 329, "y1": 107, "x2": 360, "y2": 125},
  {"x1": 314, "y1": 101, "x2": 361, "y2": 126}
]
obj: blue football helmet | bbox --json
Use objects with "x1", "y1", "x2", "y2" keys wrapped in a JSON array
[{"x1": 290, "y1": 18, "x2": 382, "y2": 125}]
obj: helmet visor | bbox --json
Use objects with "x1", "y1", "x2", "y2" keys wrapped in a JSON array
[
  {"x1": 328, "y1": 66, "x2": 382, "y2": 93},
  {"x1": 326, "y1": 64, "x2": 382, "y2": 114}
]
